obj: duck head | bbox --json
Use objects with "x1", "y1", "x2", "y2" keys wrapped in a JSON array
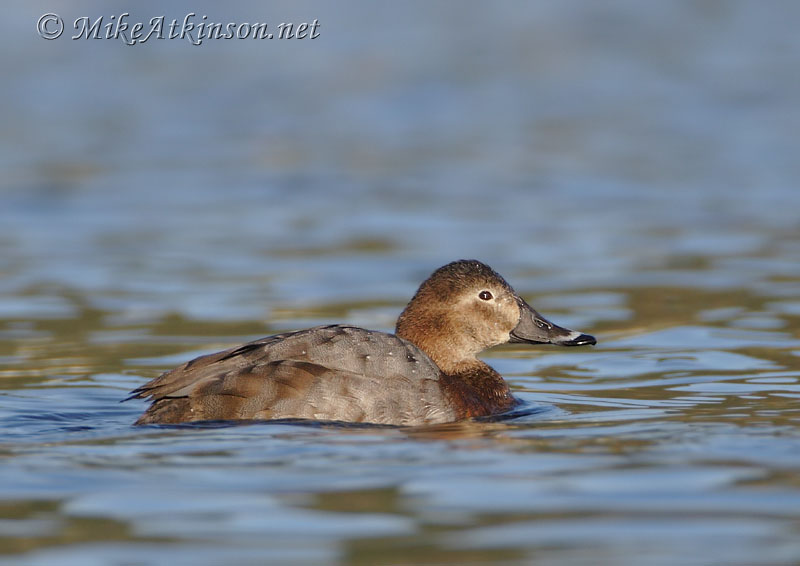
[{"x1": 395, "y1": 260, "x2": 596, "y2": 372}]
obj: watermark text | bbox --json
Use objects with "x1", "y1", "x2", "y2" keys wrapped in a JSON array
[{"x1": 37, "y1": 13, "x2": 321, "y2": 45}]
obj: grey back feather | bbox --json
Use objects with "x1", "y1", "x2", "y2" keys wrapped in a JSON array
[{"x1": 132, "y1": 325, "x2": 458, "y2": 426}]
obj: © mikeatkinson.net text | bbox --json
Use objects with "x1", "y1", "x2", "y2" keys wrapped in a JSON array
[{"x1": 37, "y1": 13, "x2": 321, "y2": 45}]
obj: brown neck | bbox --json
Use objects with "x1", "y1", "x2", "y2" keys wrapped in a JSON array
[
  {"x1": 395, "y1": 300, "x2": 517, "y2": 417},
  {"x1": 438, "y1": 360, "x2": 516, "y2": 419},
  {"x1": 396, "y1": 303, "x2": 475, "y2": 375}
]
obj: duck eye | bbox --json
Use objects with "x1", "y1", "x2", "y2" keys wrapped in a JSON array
[{"x1": 478, "y1": 290, "x2": 493, "y2": 301}]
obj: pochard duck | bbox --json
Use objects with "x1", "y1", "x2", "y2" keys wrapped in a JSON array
[{"x1": 130, "y1": 260, "x2": 595, "y2": 426}]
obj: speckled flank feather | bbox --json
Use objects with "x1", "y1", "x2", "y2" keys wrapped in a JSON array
[{"x1": 131, "y1": 325, "x2": 461, "y2": 426}]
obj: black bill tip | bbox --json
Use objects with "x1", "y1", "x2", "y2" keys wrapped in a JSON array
[{"x1": 561, "y1": 333, "x2": 597, "y2": 347}]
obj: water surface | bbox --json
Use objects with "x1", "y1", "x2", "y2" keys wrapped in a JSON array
[{"x1": 2, "y1": 2, "x2": 800, "y2": 565}]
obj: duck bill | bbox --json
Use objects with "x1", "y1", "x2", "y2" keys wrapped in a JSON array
[{"x1": 509, "y1": 297, "x2": 596, "y2": 347}]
